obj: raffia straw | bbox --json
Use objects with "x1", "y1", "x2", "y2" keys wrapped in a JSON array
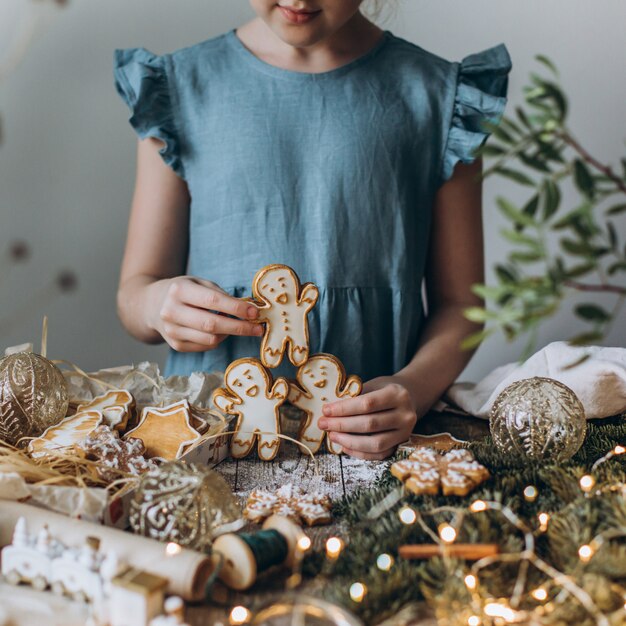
[
  {"x1": 41, "y1": 315, "x2": 48, "y2": 358},
  {"x1": 0, "y1": 440, "x2": 139, "y2": 493},
  {"x1": 53, "y1": 359, "x2": 119, "y2": 392}
]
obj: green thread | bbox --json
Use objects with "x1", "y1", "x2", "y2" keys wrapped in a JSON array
[{"x1": 240, "y1": 528, "x2": 289, "y2": 572}]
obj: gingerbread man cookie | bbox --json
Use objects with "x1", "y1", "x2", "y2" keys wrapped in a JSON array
[
  {"x1": 288, "y1": 354, "x2": 361, "y2": 455},
  {"x1": 248, "y1": 264, "x2": 319, "y2": 368},
  {"x1": 212, "y1": 358, "x2": 288, "y2": 461}
]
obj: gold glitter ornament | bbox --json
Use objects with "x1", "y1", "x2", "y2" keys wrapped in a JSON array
[
  {"x1": 129, "y1": 462, "x2": 242, "y2": 552},
  {"x1": 0, "y1": 351, "x2": 69, "y2": 446},
  {"x1": 490, "y1": 377, "x2": 586, "y2": 462}
]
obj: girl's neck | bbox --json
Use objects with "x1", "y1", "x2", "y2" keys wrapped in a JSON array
[{"x1": 235, "y1": 12, "x2": 384, "y2": 74}]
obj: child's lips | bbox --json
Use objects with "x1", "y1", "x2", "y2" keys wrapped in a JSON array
[{"x1": 278, "y1": 6, "x2": 322, "y2": 24}]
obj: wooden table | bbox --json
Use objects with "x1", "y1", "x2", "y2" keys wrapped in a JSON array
[{"x1": 186, "y1": 410, "x2": 489, "y2": 625}]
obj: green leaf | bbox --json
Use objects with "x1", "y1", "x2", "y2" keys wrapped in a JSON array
[
  {"x1": 535, "y1": 54, "x2": 559, "y2": 76},
  {"x1": 518, "y1": 151, "x2": 552, "y2": 173},
  {"x1": 574, "y1": 304, "x2": 611, "y2": 323},
  {"x1": 494, "y1": 167, "x2": 536, "y2": 187},
  {"x1": 510, "y1": 251, "x2": 543, "y2": 263},
  {"x1": 573, "y1": 159, "x2": 596, "y2": 198},
  {"x1": 560, "y1": 238, "x2": 591, "y2": 256},
  {"x1": 607, "y1": 221, "x2": 618, "y2": 250},
  {"x1": 463, "y1": 307, "x2": 491, "y2": 323},
  {"x1": 608, "y1": 261, "x2": 626, "y2": 276},
  {"x1": 500, "y1": 228, "x2": 541, "y2": 248},
  {"x1": 564, "y1": 262, "x2": 596, "y2": 278},
  {"x1": 516, "y1": 106, "x2": 534, "y2": 130},
  {"x1": 497, "y1": 197, "x2": 537, "y2": 228},
  {"x1": 460, "y1": 328, "x2": 493, "y2": 350},
  {"x1": 536, "y1": 139, "x2": 565, "y2": 163},
  {"x1": 522, "y1": 194, "x2": 541, "y2": 220},
  {"x1": 568, "y1": 331, "x2": 605, "y2": 346},
  {"x1": 542, "y1": 179, "x2": 561, "y2": 221},
  {"x1": 482, "y1": 120, "x2": 516, "y2": 144},
  {"x1": 501, "y1": 117, "x2": 524, "y2": 137},
  {"x1": 478, "y1": 144, "x2": 507, "y2": 158},
  {"x1": 606, "y1": 203, "x2": 626, "y2": 215},
  {"x1": 495, "y1": 264, "x2": 518, "y2": 283}
]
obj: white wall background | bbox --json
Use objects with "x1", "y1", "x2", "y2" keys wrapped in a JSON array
[{"x1": 1, "y1": 0, "x2": 625, "y2": 381}]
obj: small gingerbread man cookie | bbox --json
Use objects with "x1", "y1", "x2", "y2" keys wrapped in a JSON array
[
  {"x1": 212, "y1": 358, "x2": 289, "y2": 461},
  {"x1": 248, "y1": 264, "x2": 319, "y2": 368},
  {"x1": 288, "y1": 353, "x2": 361, "y2": 455}
]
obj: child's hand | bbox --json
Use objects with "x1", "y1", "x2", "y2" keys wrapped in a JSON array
[
  {"x1": 151, "y1": 276, "x2": 263, "y2": 352},
  {"x1": 318, "y1": 376, "x2": 417, "y2": 460}
]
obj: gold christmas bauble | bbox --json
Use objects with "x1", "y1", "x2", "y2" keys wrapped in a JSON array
[
  {"x1": 0, "y1": 352, "x2": 69, "y2": 446},
  {"x1": 490, "y1": 377, "x2": 586, "y2": 462}
]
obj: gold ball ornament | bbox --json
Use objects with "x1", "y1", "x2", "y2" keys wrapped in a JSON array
[
  {"x1": 490, "y1": 377, "x2": 586, "y2": 462},
  {"x1": 129, "y1": 462, "x2": 242, "y2": 552},
  {"x1": 0, "y1": 351, "x2": 69, "y2": 446}
]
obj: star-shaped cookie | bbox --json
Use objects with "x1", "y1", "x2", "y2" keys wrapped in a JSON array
[
  {"x1": 123, "y1": 399, "x2": 201, "y2": 460},
  {"x1": 244, "y1": 484, "x2": 332, "y2": 526},
  {"x1": 391, "y1": 448, "x2": 489, "y2": 496}
]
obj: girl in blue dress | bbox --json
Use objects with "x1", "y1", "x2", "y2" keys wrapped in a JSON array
[{"x1": 114, "y1": 0, "x2": 512, "y2": 459}]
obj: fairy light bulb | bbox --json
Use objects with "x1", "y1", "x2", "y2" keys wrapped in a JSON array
[
  {"x1": 349, "y1": 582, "x2": 367, "y2": 602},
  {"x1": 297, "y1": 536, "x2": 312, "y2": 552},
  {"x1": 326, "y1": 537, "x2": 344, "y2": 559},
  {"x1": 523, "y1": 485, "x2": 538, "y2": 502},
  {"x1": 467, "y1": 616, "x2": 480, "y2": 626},
  {"x1": 165, "y1": 542, "x2": 181, "y2": 557},
  {"x1": 614, "y1": 445, "x2": 625, "y2": 455},
  {"x1": 578, "y1": 544, "x2": 594, "y2": 562},
  {"x1": 229, "y1": 606, "x2": 251, "y2": 625},
  {"x1": 438, "y1": 523, "x2": 457, "y2": 544},
  {"x1": 464, "y1": 574, "x2": 477, "y2": 590},
  {"x1": 398, "y1": 506, "x2": 417, "y2": 525},
  {"x1": 531, "y1": 587, "x2": 548, "y2": 601},
  {"x1": 470, "y1": 500, "x2": 487, "y2": 513},
  {"x1": 579, "y1": 475, "x2": 595, "y2": 493},
  {"x1": 376, "y1": 553, "x2": 393, "y2": 571},
  {"x1": 484, "y1": 602, "x2": 518, "y2": 621},
  {"x1": 538, "y1": 512, "x2": 550, "y2": 532}
]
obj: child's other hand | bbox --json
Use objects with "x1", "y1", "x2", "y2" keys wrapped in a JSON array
[
  {"x1": 151, "y1": 276, "x2": 263, "y2": 352},
  {"x1": 318, "y1": 376, "x2": 417, "y2": 460}
]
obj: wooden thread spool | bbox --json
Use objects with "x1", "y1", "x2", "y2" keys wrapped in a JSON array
[{"x1": 211, "y1": 515, "x2": 304, "y2": 591}]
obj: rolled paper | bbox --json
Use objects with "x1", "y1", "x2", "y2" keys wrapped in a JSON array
[
  {"x1": 398, "y1": 543, "x2": 499, "y2": 560},
  {"x1": 0, "y1": 501, "x2": 213, "y2": 601}
]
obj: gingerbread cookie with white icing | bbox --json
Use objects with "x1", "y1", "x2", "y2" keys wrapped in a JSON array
[
  {"x1": 77, "y1": 389, "x2": 135, "y2": 432},
  {"x1": 244, "y1": 484, "x2": 332, "y2": 526},
  {"x1": 288, "y1": 353, "x2": 361, "y2": 455},
  {"x1": 212, "y1": 358, "x2": 288, "y2": 461},
  {"x1": 123, "y1": 399, "x2": 201, "y2": 461},
  {"x1": 390, "y1": 447, "x2": 489, "y2": 497},
  {"x1": 28, "y1": 410, "x2": 103, "y2": 458},
  {"x1": 247, "y1": 264, "x2": 319, "y2": 368},
  {"x1": 77, "y1": 425, "x2": 155, "y2": 481}
]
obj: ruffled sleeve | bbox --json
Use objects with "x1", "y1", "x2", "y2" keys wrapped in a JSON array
[
  {"x1": 113, "y1": 48, "x2": 185, "y2": 179},
  {"x1": 439, "y1": 43, "x2": 512, "y2": 184}
]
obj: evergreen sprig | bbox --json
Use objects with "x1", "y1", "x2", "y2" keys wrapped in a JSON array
[
  {"x1": 464, "y1": 56, "x2": 626, "y2": 358},
  {"x1": 304, "y1": 418, "x2": 626, "y2": 625}
]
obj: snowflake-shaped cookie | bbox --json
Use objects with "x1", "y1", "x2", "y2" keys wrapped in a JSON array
[
  {"x1": 390, "y1": 448, "x2": 490, "y2": 496},
  {"x1": 244, "y1": 484, "x2": 332, "y2": 526}
]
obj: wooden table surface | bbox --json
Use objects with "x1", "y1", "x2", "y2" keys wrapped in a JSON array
[{"x1": 186, "y1": 410, "x2": 489, "y2": 626}]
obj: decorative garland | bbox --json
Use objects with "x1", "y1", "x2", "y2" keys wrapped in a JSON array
[{"x1": 303, "y1": 417, "x2": 626, "y2": 625}]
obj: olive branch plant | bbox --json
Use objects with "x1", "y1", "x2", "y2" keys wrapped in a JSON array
[{"x1": 463, "y1": 55, "x2": 626, "y2": 362}]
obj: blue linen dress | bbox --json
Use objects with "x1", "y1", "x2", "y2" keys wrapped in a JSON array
[{"x1": 114, "y1": 29, "x2": 512, "y2": 381}]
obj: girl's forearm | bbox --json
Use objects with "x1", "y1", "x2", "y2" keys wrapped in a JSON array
[
  {"x1": 117, "y1": 274, "x2": 169, "y2": 344},
  {"x1": 395, "y1": 304, "x2": 483, "y2": 418}
]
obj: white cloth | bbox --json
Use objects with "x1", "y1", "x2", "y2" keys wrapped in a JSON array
[{"x1": 444, "y1": 341, "x2": 626, "y2": 419}]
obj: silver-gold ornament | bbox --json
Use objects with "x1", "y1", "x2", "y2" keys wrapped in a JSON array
[
  {"x1": 129, "y1": 461, "x2": 242, "y2": 552},
  {"x1": 0, "y1": 351, "x2": 69, "y2": 446},
  {"x1": 489, "y1": 377, "x2": 586, "y2": 462}
]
